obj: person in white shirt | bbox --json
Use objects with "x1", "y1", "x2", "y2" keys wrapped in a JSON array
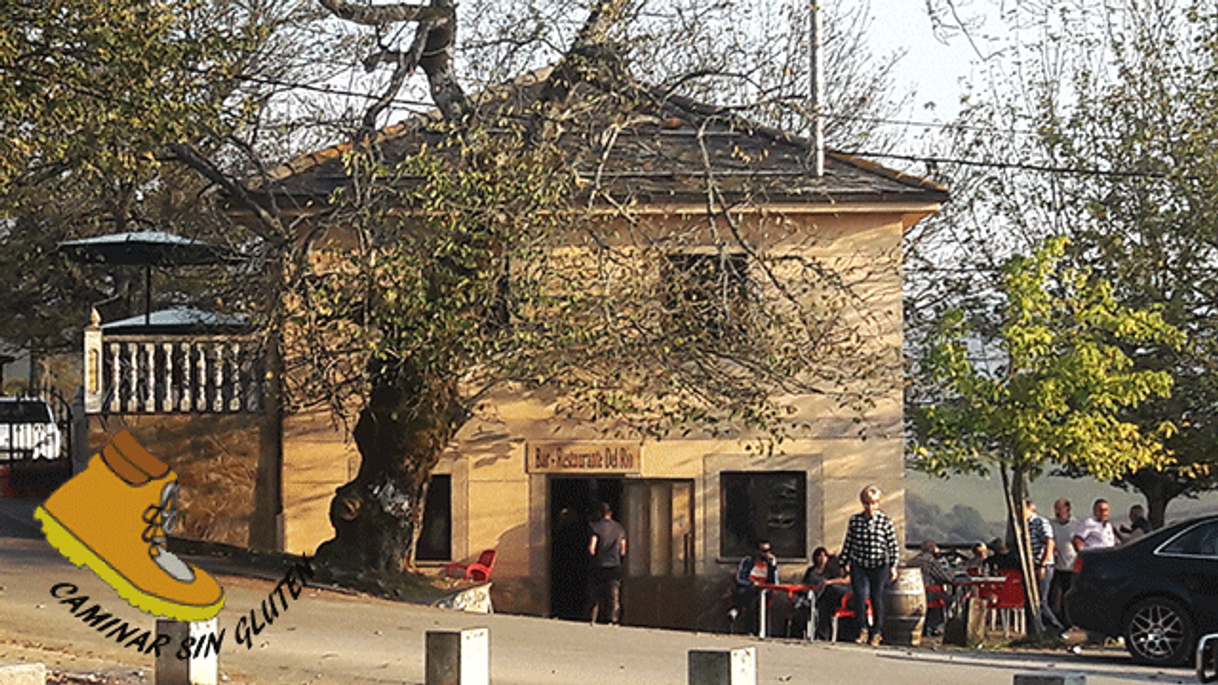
[
  {"x1": 1073, "y1": 499, "x2": 1117, "y2": 551},
  {"x1": 1049, "y1": 498, "x2": 1077, "y2": 623}
]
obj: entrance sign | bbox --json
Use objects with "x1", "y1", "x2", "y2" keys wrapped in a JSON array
[{"x1": 526, "y1": 442, "x2": 641, "y2": 474}]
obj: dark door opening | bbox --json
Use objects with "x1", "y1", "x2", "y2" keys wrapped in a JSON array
[{"x1": 549, "y1": 477, "x2": 622, "y2": 620}]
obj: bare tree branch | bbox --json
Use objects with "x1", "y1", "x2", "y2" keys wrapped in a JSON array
[
  {"x1": 315, "y1": 0, "x2": 444, "y2": 26},
  {"x1": 320, "y1": 0, "x2": 469, "y2": 124}
]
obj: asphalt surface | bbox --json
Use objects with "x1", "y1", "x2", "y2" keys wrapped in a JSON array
[{"x1": 0, "y1": 496, "x2": 1199, "y2": 685}]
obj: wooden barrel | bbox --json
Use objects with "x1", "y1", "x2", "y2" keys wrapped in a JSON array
[{"x1": 882, "y1": 567, "x2": 926, "y2": 646}]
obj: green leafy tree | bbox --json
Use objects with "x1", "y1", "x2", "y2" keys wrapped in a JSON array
[
  {"x1": 0, "y1": 0, "x2": 365, "y2": 545},
  {"x1": 911, "y1": 236, "x2": 1184, "y2": 634},
  {"x1": 913, "y1": 0, "x2": 1218, "y2": 528}
]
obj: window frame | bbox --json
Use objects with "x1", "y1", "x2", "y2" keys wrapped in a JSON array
[{"x1": 719, "y1": 469, "x2": 807, "y2": 560}]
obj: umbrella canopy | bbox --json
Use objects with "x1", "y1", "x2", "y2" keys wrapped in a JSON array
[
  {"x1": 58, "y1": 230, "x2": 235, "y2": 267},
  {"x1": 101, "y1": 307, "x2": 249, "y2": 335},
  {"x1": 58, "y1": 231, "x2": 239, "y2": 325}
]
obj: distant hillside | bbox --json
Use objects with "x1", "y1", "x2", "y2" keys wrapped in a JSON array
[
  {"x1": 905, "y1": 491, "x2": 1004, "y2": 545},
  {"x1": 905, "y1": 470, "x2": 1218, "y2": 540}
]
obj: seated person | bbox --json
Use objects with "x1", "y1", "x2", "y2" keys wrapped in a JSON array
[
  {"x1": 792, "y1": 546, "x2": 850, "y2": 640},
  {"x1": 988, "y1": 538, "x2": 1020, "y2": 571},
  {"x1": 731, "y1": 540, "x2": 778, "y2": 634},
  {"x1": 962, "y1": 542, "x2": 992, "y2": 575},
  {"x1": 906, "y1": 540, "x2": 954, "y2": 635}
]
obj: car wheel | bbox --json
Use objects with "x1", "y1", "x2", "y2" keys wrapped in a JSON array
[{"x1": 1123, "y1": 596, "x2": 1195, "y2": 666}]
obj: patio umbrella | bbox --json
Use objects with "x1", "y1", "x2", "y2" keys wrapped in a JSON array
[{"x1": 58, "y1": 231, "x2": 238, "y2": 326}]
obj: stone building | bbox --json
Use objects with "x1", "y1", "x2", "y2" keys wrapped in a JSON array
[{"x1": 82, "y1": 68, "x2": 947, "y2": 631}]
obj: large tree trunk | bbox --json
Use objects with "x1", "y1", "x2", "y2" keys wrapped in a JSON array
[
  {"x1": 1125, "y1": 468, "x2": 1186, "y2": 529},
  {"x1": 315, "y1": 363, "x2": 463, "y2": 575}
]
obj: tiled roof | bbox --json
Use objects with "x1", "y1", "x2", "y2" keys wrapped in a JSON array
[{"x1": 258, "y1": 67, "x2": 947, "y2": 209}]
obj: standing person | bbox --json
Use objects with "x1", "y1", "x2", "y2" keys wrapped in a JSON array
[
  {"x1": 1072, "y1": 499, "x2": 1117, "y2": 552},
  {"x1": 1049, "y1": 498, "x2": 1077, "y2": 624},
  {"x1": 1024, "y1": 500, "x2": 1063, "y2": 630},
  {"x1": 840, "y1": 485, "x2": 900, "y2": 646},
  {"x1": 1072, "y1": 498, "x2": 1116, "y2": 643},
  {"x1": 587, "y1": 501, "x2": 627, "y2": 625},
  {"x1": 1119, "y1": 504, "x2": 1154, "y2": 540},
  {"x1": 732, "y1": 540, "x2": 779, "y2": 634}
]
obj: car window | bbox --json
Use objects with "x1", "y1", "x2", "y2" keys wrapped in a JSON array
[
  {"x1": 1158, "y1": 521, "x2": 1218, "y2": 559},
  {"x1": 0, "y1": 401, "x2": 53, "y2": 424}
]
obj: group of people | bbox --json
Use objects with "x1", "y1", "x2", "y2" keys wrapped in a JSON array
[
  {"x1": 730, "y1": 487, "x2": 1155, "y2": 643},
  {"x1": 732, "y1": 484, "x2": 901, "y2": 644},
  {"x1": 585, "y1": 489, "x2": 1152, "y2": 637},
  {"x1": 911, "y1": 497, "x2": 1153, "y2": 637}
]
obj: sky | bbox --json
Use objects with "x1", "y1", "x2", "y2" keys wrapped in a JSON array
[{"x1": 866, "y1": 0, "x2": 978, "y2": 120}]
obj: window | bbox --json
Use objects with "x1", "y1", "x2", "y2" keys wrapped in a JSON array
[
  {"x1": 665, "y1": 252, "x2": 753, "y2": 340},
  {"x1": 720, "y1": 471, "x2": 806, "y2": 559},
  {"x1": 416, "y1": 474, "x2": 452, "y2": 561},
  {"x1": 1158, "y1": 521, "x2": 1218, "y2": 559}
]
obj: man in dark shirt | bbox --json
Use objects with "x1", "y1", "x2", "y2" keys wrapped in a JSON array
[
  {"x1": 732, "y1": 540, "x2": 779, "y2": 634},
  {"x1": 587, "y1": 501, "x2": 627, "y2": 624},
  {"x1": 907, "y1": 540, "x2": 954, "y2": 635}
]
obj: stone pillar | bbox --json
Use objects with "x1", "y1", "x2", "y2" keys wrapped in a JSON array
[
  {"x1": 83, "y1": 309, "x2": 102, "y2": 415},
  {"x1": 0, "y1": 663, "x2": 46, "y2": 685},
  {"x1": 156, "y1": 619, "x2": 219, "y2": 685},
  {"x1": 426, "y1": 627, "x2": 489, "y2": 685},
  {"x1": 688, "y1": 648, "x2": 755, "y2": 685}
]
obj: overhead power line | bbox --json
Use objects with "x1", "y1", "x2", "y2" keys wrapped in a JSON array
[{"x1": 845, "y1": 150, "x2": 1195, "y2": 182}]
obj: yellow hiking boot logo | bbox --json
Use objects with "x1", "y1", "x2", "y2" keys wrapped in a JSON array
[{"x1": 34, "y1": 430, "x2": 225, "y2": 621}]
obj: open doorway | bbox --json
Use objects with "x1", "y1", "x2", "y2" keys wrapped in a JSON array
[{"x1": 548, "y1": 477, "x2": 622, "y2": 621}]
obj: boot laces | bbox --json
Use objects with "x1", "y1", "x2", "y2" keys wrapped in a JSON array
[{"x1": 142, "y1": 481, "x2": 179, "y2": 554}]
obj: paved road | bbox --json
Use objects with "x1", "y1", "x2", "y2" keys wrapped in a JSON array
[{"x1": 0, "y1": 498, "x2": 1198, "y2": 685}]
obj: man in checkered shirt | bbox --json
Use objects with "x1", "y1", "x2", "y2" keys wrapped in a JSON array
[{"x1": 840, "y1": 484, "x2": 900, "y2": 646}]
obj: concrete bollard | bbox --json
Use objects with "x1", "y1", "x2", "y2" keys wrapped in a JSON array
[
  {"x1": 1013, "y1": 673, "x2": 1085, "y2": 685},
  {"x1": 688, "y1": 648, "x2": 756, "y2": 685},
  {"x1": 0, "y1": 663, "x2": 46, "y2": 685},
  {"x1": 156, "y1": 619, "x2": 219, "y2": 685},
  {"x1": 426, "y1": 627, "x2": 489, "y2": 685}
]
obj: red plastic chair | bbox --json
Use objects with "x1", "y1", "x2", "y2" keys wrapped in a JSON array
[
  {"x1": 925, "y1": 584, "x2": 948, "y2": 610},
  {"x1": 445, "y1": 548, "x2": 497, "y2": 582},
  {"x1": 987, "y1": 569, "x2": 1025, "y2": 637},
  {"x1": 829, "y1": 592, "x2": 873, "y2": 642}
]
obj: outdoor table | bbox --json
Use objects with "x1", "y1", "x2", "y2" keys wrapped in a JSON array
[
  {"x1": 949, "y1": 575, "x2": 1005, "y2": 615},
  {"x1": 756, "y1": 582, "x2": 821, "y2": 640}
]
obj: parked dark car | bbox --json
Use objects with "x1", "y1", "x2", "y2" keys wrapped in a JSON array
[{"x1": 1065, "y1": 514, "x2": 1218, "y2": 666}]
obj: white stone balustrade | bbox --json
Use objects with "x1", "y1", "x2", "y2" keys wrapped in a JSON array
[{"x1": 84, "y1": 321, "x2": 262, "y2": 415}]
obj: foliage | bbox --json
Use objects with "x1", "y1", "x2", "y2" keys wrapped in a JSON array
[
  {"x1": 0, "y1": 0, "x2": 354, "y2": 393},
  {"x1": 911, "y1": 236, "x2": 1183, "y2": 482},
  {"x1": 911, "y1": 0, "x2": 1218, "y2": 524},
  {"x1": 911, "y1": 235, "x2": 1184, "y2": 633},
  {"x1": 0, "y1": 0, "x2": 260, "y2": 190}
]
